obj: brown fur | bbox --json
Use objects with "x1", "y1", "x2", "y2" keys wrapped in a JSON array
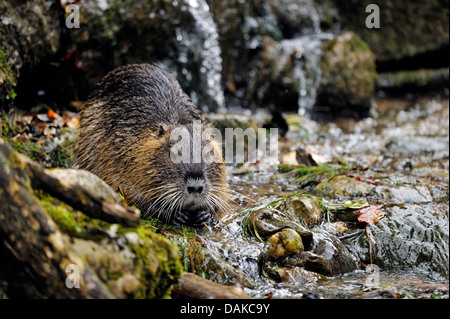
[{"x1": 75, "y1": 63, "x2": 228, "y2": 227}]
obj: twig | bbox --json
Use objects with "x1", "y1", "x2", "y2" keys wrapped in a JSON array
[
  {"x1": 365, "y1": 225, "x2": 373, "y2": 265},
  {"x1": 338, "y1": 229, "x2": 365, "y2": 240}
]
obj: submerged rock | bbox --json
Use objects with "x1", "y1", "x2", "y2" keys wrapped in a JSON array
[{"x1": 263, "y1": 262, "x2": 325, "y2": 284}]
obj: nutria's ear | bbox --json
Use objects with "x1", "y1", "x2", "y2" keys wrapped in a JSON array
[{"x1": 157, "y1": 125, "x2": 165, "y2": 138}]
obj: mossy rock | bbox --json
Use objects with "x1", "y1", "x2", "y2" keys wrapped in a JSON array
[
  {"x1": 318, "y1": 32, "x2": 377, "y2": 112},
  {"x1": 314, "y1": 175, "x2": 375, "y2": 197},
  {"x1": 35, "y1": 190, "x2": 183, "y2": 298},
  {"x1": 377, "y1": 68, "x2": 449, "y2": 93},
  {"x1": 330, "y1": 0, "x2": 449, "y2": 62}
]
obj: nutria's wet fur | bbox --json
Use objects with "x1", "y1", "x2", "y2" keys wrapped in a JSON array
[{"x1": 75, "y1": 63, "x2": 228, "y2": 228}]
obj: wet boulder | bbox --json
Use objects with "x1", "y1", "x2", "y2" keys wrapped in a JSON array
[
  {"x1": 69, "y1": 0, "x2": 225, "y2": 112},
  {"x1": 0, "y1": 139, "x2": 183, "y2": 298},
  {"x1": 266, "y1": 228, "x2": 304, "y2": 260},
  {"x1": 348, "y1": 203, "x2": 449, "y2": 277},
  {"x1": 0, "y1": 0, "x2": 61, "y2": 109},
  {"x1": 249, "y1": 207, "x2": 313, "y2": 245},
  {"x1": 315, "y1": 175, "x2": 376, "y2": 197},
  {"x1": 281, "y1": 196, "x2": 323, "y2": 227},
  {"x1": 317, "y1": 32, "x2": 377, "y2": 113},
  {"x1": 250, "y1": 35, "x2": 324, "y2": 112}
]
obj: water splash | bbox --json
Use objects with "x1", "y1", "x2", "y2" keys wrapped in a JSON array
[{"x1": 170, "y1": 0, "x2": 225, "y2": 113}]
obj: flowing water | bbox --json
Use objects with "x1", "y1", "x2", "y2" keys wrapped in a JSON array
[{"x1": 197, "y1": 94, "x2": 449, "y2": 299}]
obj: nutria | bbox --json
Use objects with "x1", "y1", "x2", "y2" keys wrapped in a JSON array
[{"x1": 75, "y1": 63, "x2": 228, "y2": 228}]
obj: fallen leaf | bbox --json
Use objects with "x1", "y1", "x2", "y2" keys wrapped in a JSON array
[
  {"x1": 358, "y1": 205, "x2": 385, "y2": 225},
  {"x1": 48, "y1": 109, "x2": 56, "y2": 119}
]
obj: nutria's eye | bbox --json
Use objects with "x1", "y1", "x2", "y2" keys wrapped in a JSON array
[{"x1": 157, "y1": 125, "x2": 165, "y2": 138}]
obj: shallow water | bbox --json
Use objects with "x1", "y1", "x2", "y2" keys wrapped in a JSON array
[{"x1": 202, "y1": 94, "x2": 449, "y2": 299}]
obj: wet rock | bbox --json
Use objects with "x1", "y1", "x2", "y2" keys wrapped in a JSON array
[
  {"x1": 282, "y1": 196, "x2": 323, "y2": 227},
  {"x1": 250, "y1": 208, "x2": 313, "y2": 245},
  {"x1": 268, "y1": 0, "x2": 321, "y2": 37},
  {"x1": 0, "y1": 0, "x2": 61, "y2": 108},
  {"x1": 70, "y1": 0, "x2": 224, "y2": 112},
  {"x1": 349, "y1": 203, "x2": 449, "y2": 277},
  {"x1": 263, "y1": 262, "x2": 325, "y2": 284},
  {"x1": 281, "y1": 251, "x2": 334, "y2": 276},
  {"x1": 267, "y1": 228, "x2": 304, "y2": 260},
  {"x1": 47, "y1": 168, "x2": 120, "y2": 202},
  {"x1": 276, "y1": 226, "x2": 361, "y2": 277},
  {"x1": 317, "y1": 32, "x2": 377, "y2": 112},
  {"x1": 330, "y1": 0, "x2": 449, "y2": 63},
  {"x1": 207, "y1": 0, "x2": 282, "y2": 108},
  {"x1": 307, "y1": 228, "x2": 359, "y2": 276},
  {"x1": 377, "y1": 68, "x2": 449, "y2": 94},
  {"x1": 315, "y1": 175, "x2": 375, "y2": 197},
  {"x1": 376, "y1": 185, "x2": 433, "y2": 204},
  {"x1": 251, "y1": 35, "x2": 325, "y2": 112}
]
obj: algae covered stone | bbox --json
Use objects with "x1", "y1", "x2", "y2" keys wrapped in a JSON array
[
  {"x1": 318, "y1": 32, "x2": 377, "y2": 112},
  {"x1": 267, "y1": 228, "x2": 304, "y2": 260}
]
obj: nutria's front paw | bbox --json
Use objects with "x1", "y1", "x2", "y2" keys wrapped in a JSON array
[
  {"x1": 172, "y1": 210, "x2": 190, "y2": 227},
  {"x1": 189, "y1": 209, "x2": 213, "y2": 229},
  {"x1": 171, "y1": 209, "x2": 213, "y2": 228}
]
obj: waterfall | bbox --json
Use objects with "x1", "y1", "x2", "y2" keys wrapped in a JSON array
[{"x1": 168, "y1": 0, "x2": 226, "y2": 113}]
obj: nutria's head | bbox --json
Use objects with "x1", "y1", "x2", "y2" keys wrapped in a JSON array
[{"x1": 131, "y1": 121, "x2": 228, "y2": 227}]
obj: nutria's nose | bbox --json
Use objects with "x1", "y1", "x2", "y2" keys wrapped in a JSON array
[{"x1": 187, "y1": 185, "x2": 204, "y2": 194}]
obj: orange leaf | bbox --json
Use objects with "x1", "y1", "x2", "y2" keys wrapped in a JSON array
[
  {"x1": 358, "y1": 205, "x2": 385, "y2": 225},
  {"x1": 48, "y1": 109, "x2": 56, "y2": 119}
]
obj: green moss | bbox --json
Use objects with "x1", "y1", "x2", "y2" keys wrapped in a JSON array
[
  {"x1": 52, "y1": 144, "x2": 73, "y2": 168},
  {"x1": 126, "y1": 224, "x2": 183, "y2": 299},
  {"x1": 34, "y1": 188, "x2": 183, "y2": 299},
  {"x1": 10, "y1": 141, "x2": 45, "y2": 162},
  {"x1": 35, "y1": 189, "x2": 112, "y2": 241},
  {"x1": 279, "y1": 163, "x2": 353, "y2": 188},
  {"x1": 0, "y1": 48, "x2": 17, "y2": 104},
  {"x1": 1, "y1": 112, "x2": 13, "y2": 138}
]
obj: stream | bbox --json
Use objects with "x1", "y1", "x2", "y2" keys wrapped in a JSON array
[{"x1": 195, "y1": 93, "x2": 449, "y2": 299}]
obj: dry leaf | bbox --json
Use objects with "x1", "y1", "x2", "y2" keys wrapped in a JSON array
[{"x1": 358, "y1": 205, "x2": 385, "y2": 225}]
